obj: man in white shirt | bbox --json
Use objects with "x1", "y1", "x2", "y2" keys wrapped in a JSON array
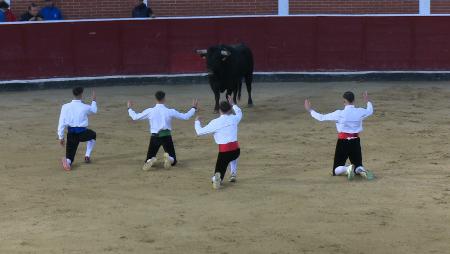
[
  {"x1": 57, "y1": 87, "x2": 97, "y2": 171},
  {"x1": 127, "y1": 91, "x2": 198, "y2": 171},
  {"x1": 304, "y1": 91, "x2": 374, "y2": 180},
  {"x1": 195, "y1": 95, "x2": 242, "y2": 189}
]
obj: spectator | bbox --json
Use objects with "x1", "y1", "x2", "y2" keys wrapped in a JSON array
[
  {"x1": 0, "y1": 1, "x2": 17, "y2": 22},
  {"x1": 40, "y1": 0, "x2": 63, "y2": 20},
  {"x1": 132, "y1": 0, "x2": 154, "y2": 18},
  {"x1": 20, "y1": 3, "x2": 43, "y2": 21},
  {"x1": 0, "y1": 4, "x2": 4, "y2": 22}
]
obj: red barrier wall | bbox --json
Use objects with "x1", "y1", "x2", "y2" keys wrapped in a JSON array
[{"x1": 2, "y1": 16, "x2": 450, "y2": 81}]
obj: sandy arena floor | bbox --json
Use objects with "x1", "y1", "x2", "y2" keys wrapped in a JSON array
[{"x1": 0, "y1": 82, "x2": 449, "y2": 254}]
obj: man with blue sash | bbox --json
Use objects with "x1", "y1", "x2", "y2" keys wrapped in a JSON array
[{"x1": 57, "y1": 87, "x2": 97, "y2": 171}]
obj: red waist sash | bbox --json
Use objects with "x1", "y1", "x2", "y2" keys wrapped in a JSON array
[
  {"x1": 338, "y1": 132, "x2": 359, "y2": 140},
  {"x1": 219, "y1": 141, "x2": 240, "y2": 152}
]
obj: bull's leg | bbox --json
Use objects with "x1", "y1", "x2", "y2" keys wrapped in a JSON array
[
  {"x1": 245, "y1": 75, "x2": 253, "y2": 106},
  {"x1": 233, "y1": 88, "x2": 238, "y2": 104},
  {"x1": 214, "y1": 90, "x2": 220, "y2": 113}
]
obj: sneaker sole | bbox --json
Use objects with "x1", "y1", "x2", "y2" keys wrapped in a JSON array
[
  {"x1": 347, "y1": 165, "x2": 355, "y2": 181},
  {"x1": 213, "y1": 172, "x2": 221, "y2": 190},
  {"x1": 163, "y1": 153, "x2": 172, "y2": 169},
  {"x1": 61, "y1": 158, "x2": 71, "y2": 171},
  {"x1": 142, "y1": 158, "x2": 156, "y2": 171},
  {"x1": 229, "y1": 176, "x2": 237, "y2": 183},
  {"x1": 362, "y1": 170, "x2": 375, "y2": 181}
]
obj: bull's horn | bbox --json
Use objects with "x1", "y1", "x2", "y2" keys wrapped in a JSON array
[
  {"x1": 196, "y1": 49, "x2": 207, "y2": 54},
  {"x1": 221, "y1": 50, "x2": 231, "y2": 56}
]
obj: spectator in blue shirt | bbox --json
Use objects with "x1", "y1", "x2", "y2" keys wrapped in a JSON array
[
  {"x1": 40, "y1": 0, "x2": 63, "y2": 20},
  {"x1": 0, "y1": 2, "x2": 5, "y2": 22}
]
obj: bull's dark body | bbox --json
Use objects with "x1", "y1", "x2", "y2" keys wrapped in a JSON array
[{"x1": 204, "y1": 44, "x2": 254, "y2": 112}]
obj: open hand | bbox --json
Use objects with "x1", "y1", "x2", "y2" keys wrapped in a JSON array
[
  {"x1": 363, "y1": 91, "x2": 369, "y2": 103},
  {"x1": 227, "y1": 95, "x2": 235, "y2": 106},
  {"x1": 127, "y1": 100, "x2": 133, "y2": 109},
  {"x1": 304, "y1": 99, "x2": 312, "y2": 112},
  {"x1": 192, "y1": 99, "x2": 198, "y2": 109},
  {"x1": 59, "y1": 139, "x2": 65, "y2": 147},
  {"x1": 195, "y1": 116, "x2": 202, "y2": 121},
  {"x1": 91, "y1": 90, "x2": 96, "y2": 101}
]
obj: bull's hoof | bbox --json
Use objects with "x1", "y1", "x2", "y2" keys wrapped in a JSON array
[
  {"x1": 214, "y1": 109, "x2": 219, "y2": 114},
  {"x1": 247, "y1": 103, "x2": 254, "y2": 108}
]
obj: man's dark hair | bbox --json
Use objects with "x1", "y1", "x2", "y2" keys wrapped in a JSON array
[
  {"x1": 343, "y1": 91, "x2": 355, "y2": 103},
  {"x1": 219, "y1": 101, "x2": 232, "y2": 113},
  {"x1": 28, "y1": 3, "x2": 38, "y2": 10},
  {"x1": 0, "y1": 1, "x2": 9, "y2": 9},
  {"x1": 72, "y1": 87, "x2": 84, "y2": 97},
  {"x1": 155, "y1": 91, "x2": 165, "y2": 101}
]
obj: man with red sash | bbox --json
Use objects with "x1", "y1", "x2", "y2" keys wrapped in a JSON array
[
  {"x1": 195, "y1": 96, "x2": 242, "y2": 189},
  {"x1": 304, "y1": 91, "x2": 374, "y2": 180}
]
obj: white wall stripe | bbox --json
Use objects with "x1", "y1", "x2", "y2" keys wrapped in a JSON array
[
  {"x1": 4, "y1": 13, "x2": 450, "y2": 26},
  {"x1": 3, "y1": 71, "x2": 450, "y2": 85}
]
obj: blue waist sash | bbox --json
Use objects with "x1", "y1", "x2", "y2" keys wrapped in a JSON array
[{"x1": 68, "y1": 127, "x2": 87, "y2": 134}]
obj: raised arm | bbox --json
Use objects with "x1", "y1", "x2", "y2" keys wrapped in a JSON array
[
  {"x1": 361, "y1": 91, "x2": 373, "y2": 119},
  {"x1": 195, "y1": 118, "x2": 220, "y2": 136},
  {"x1": 227, "y1": 95, "x2": 242, "y2": 122},
  {"x1": 86, "y1": 90, "x2": 97, "y2": 114},
  {"x1": 128, "y1": 108, "x2": 152, "y2": 121},
  {"x1": 57, "y1": 106, "x2": 67, "y2": 140},
  {"x1": 232, "y1": 105, "x2": 242, "y2": 123},
  {"x1": 171, "y1": 108, "x2": 196, "y2": 120},
  {"x1": 305, "y1": 98, "x2": 340, "y2": 122},
  {"x1": 170, "y1": 99, "x2": 198, "y2": 120},
  {"x1": 89, "y1": 101, "x2": 97, "y2": 114}
]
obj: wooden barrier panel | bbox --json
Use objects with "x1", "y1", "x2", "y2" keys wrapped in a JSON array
[{"x1": 1, "y1": 16, "x2": 450, "y2": 81}]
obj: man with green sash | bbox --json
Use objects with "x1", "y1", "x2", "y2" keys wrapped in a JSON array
[{"x1": 127, "y1": 91, "x2": 198, "y2": 170}]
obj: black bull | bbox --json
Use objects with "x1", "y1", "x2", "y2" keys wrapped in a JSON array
[{"x1": 196, "y1": 44, "x2": 254, "y2": 112}]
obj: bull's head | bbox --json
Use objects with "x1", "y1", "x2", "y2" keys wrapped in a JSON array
[{"x1": 196, "y1": 46, "x2": 232, "y2": 76}]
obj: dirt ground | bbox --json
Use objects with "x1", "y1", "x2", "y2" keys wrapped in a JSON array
[{"x1": 0, "y1": 82, "x2": 449, "y2": 254}]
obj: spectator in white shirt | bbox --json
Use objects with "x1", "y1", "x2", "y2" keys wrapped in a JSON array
[
  {"x1": 57, "y1": 87, "x2": 97, "y2": 171},
  {"x1": 127, "y1": 91, "x2": 198, "y2": 171},
  {"x1": 304, "y1": 91, "x2": 374, "y2": 181},
  {"x1": 195, "y1": 95, "x2": 242, "y2": 189}
]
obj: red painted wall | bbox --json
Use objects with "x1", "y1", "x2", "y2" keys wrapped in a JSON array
[{"x1": 2, "y1": 16, "x2": 450, "y2": 81}]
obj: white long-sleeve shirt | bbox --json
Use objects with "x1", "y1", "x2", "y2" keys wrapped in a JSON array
[
  {"x1": 310, "y1": 102, "x2": 373, "y2": 133},
  {"x1": 128, "y1": 104, "x2": 196, "y2": 134},
  {"x1": 195, "y1": 105, "x2": 242, "y2": 144},
  {"x1": 57, "y1": 100, "x2": 97, "y2": 139}
]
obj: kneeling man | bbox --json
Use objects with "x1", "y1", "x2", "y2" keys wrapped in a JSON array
[{"x1": 304, "y1": 91, "x2": 374, "y2": 180}]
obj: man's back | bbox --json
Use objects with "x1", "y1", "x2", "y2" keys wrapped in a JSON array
[
  {"x1": 60, "y1": 100, "x2": 96, "y2": 127},
  {"x1": 132, "y1": 3, "x2": 150, "y2": 18},
  {"x1": 40, "y1": 6, "x2": 62, "y2": 20}
]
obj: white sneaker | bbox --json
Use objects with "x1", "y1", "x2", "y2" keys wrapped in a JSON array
[
  {"x1": 346, "y1": 165, "x2": 355, "y2": 181},
  {"x1": 229, "y1": 174, "x2": 237, "y2": 183},
  {"x1": 163, "y1": 153, "x2": 172, "y2": 169},
  {"x1": 142, "y1": 157, "x2": 157, "y2": 171},
  {"x1": 359, "y1": 168, "x2": 375, "y2": 181},
  {"x1": 212, "y1": 172, "x2": 221, "y2": 190}
]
